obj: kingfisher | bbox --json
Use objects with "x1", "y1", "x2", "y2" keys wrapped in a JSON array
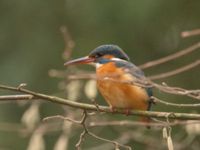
[{"x1": 64, "y1": 45, "x2": 153, "y2": 124}]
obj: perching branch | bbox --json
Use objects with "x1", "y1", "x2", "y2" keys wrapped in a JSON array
[
  {"x1": 0, "y1": 84, "x2": 200, "y2": 120},
  {"x1": 1, "y1": 94, "x2": 200, "y2": 108}
]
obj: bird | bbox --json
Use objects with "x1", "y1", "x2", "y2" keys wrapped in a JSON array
[{"x1": 64, "y1": 44, "x2": 153, "y2": 125}]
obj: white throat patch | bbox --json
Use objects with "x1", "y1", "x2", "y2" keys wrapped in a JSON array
[{"x1": 95, "y1": 63, "x2": 103, "y2": 69}]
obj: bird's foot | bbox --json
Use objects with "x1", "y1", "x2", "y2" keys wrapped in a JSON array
[{"x1": 149, "y1": 96, "x2": 156, "y2": 105}]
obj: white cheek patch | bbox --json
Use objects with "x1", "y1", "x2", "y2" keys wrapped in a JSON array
[
  {"x1": 95, "y1": 58, "x2": 127, "y2": 69},
  {"x1": 110, "y1": 58, "x2": 126, "y2": 62}
]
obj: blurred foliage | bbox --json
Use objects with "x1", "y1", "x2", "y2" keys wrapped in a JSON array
[{"x1": 0, "y1": 0, "x2": 200, "y2": 149}]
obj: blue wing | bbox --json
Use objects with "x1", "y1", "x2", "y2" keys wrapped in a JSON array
[{"x1": 114, "y1": 60, "x2": 153, "y2": 110}]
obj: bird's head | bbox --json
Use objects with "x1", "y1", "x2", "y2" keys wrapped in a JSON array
[{"x1": 64, "y1": 45, "x2": 129, "y2": 67}]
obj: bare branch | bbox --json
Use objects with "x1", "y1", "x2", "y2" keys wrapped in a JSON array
[
  {"x1": 148, "y1": 60, "x2": 200, "y2": 80},
  {"x1": 151, "y1": 82, "x2": 200, "y2": 100},
  {"x1": 88, "y1": 131, "x2": 132, "y2": 150},
  {"x1": 0, "y1": 94, "x2": 34, "y2": 100},
  {"x1": 0, "y1": 84, "x2": 200, "y2": 120},
  {"x1": 43, "y1": 115, "x2": 82, "y2": 124},
  {"x1": 75, "y1": 110, "x2": 88, "y2": 150},
  {"x1": 152, "y1": 96, "x2": 200, "y2": 107},
  {"x1": 139, "y1": 42, "x2": 200, "y2": 69},
  {"x1": 89, "y1": 120, "x2": 200, "y2": 128},
  {"x1": 76, "y1": 130, "x2": 87, "y2": 150}
]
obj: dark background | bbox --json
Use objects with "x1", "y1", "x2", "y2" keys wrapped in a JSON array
[{"x1": 0, "y1": 1, "x2": 200, "y2": 149}]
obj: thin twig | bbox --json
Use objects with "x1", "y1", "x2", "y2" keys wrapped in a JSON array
[
  {"x1": 76, "y1": 130, "x2": 87, "y2": 150},
  {"x1": 43, "y1": 115, "x2": 82, "y2": 124},
  {"x1": 54, "y1": 110, "x2": 132, "y2": 150},
  {"x1": 75, "y1": 110, "x2": 88, "y2": 150},
  {"x1": 0, "y1": 94, "x2": 34, "y2": 100},
  {"x1": 152, "y1": 96, "x2": 200, "y2": 107},
  {"x1": 151, "y1": 82, "x2": 200, "y2": 100},
  {"x1": 89, "y1": 120, "x2": 200, "y2": 128},
  {"x1": 139, "y1": 42, "x2": 200, "y2": 69},
  {"x1": 181, "y1": 29, "x2": 200, "y2": 38},
  {"x1": 88, "y1": 131, "x2": 132, "y2": 150},
  {"x1": 148, "y1": 60, "x2": 200, "y2": 80}
]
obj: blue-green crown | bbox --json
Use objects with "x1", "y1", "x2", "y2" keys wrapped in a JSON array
[{"x1": 89, "y1": 45, "x2": 130, "y2": 61}]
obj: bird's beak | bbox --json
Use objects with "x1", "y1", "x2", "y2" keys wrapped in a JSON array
[{"x1": 64, "y1": 56, "x2": 95, "y2": 66}]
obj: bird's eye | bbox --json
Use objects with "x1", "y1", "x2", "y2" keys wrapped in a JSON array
[{"x1": 95, "y1": 53, "x2": 102, "y2": 58}]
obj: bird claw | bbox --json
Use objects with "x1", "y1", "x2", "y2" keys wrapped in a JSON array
[{"x1": 149, "y1": 96, "x2": 156, "y2": 104}]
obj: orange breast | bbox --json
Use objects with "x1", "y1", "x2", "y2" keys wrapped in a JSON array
[{"x1": 96, "y1": 62, "x2": 149, "y2": 110}]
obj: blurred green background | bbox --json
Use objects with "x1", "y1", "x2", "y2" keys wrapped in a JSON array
[{"x1": 0, "y1": 0, "x2": 200, "y2": 150}]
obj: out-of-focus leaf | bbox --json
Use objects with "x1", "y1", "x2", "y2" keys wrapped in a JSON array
[
  {"x1": 54, "y1": 134, "x2": 68, "y2": 150},
  {"x1": 66, "y1": 80, "x2": 82, "y2": 101},
  {"x1": 21, "y1": 103, "x2": 40, "y2": 131},
  {"x1": 185, "y1": 121, "x2": 200, "y2": 135},
  {"x1": 27, "y1": 131, "x2": 45, "y2": 150},
  {"x1": 84, "y1": 79, "x2": 97, "y2": 99},
  {"x1": 167, "y1": 136, "x2": 174, "y2": 150}
]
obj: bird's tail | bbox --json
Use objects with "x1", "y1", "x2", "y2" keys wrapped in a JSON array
[{"x1": 142, "y1": 96, "x2": 155, "y2": 129}]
